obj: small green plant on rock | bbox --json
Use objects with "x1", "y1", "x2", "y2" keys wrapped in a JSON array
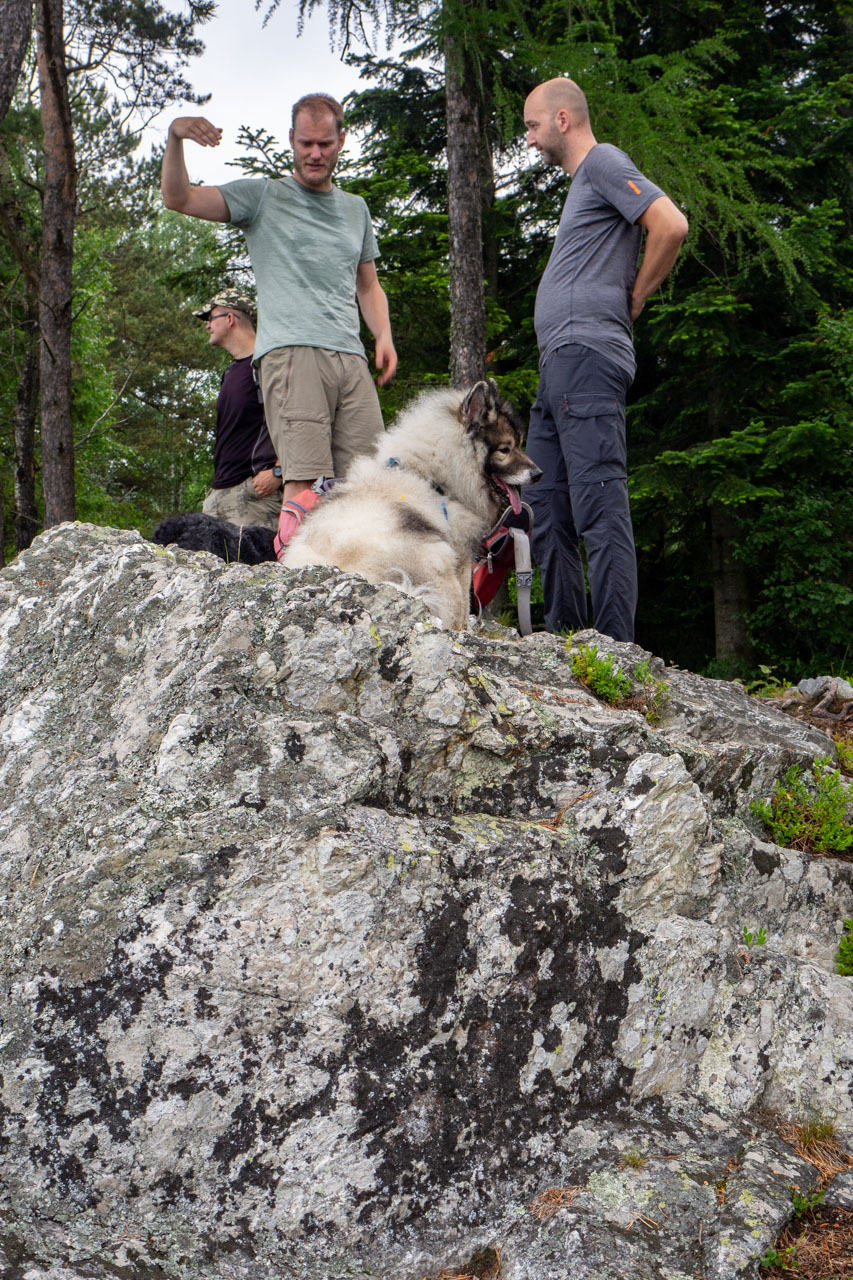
[
  {"x1": 567, "y1": 645, "x2": 672, "y2": 726},
  {"x1": 836, "y1": 919, "x2": 853, "y2": 976},
  {"x1": 790, "y1": 1185, "x2": 825, "y2": 1217},
  {"x1": 751, "y1": 756, "x2": 853, "y2": 855},
  {"x1": 742, "y1": 925, "x2": 768, "y2": 949},
  {"x1": 619, "y1": 1146, "x2": 647, "y2": 1170},
  {"x1": 760, "y1": 1241, "x2": 798, "y2": 1270},
  {"x1": 634, "y1": 659, "x2": 671, "y2": 726},
  {"x1": 569, "y1": 643, "x2": 631, "y2": 703},
  {"x1": 834, "y1": 735, "x2": 853, "y2": 776}
]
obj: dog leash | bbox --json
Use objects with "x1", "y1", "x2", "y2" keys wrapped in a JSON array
[
  {"x1": 512, "y1": 526, "x2": 534, "y2": 637},
  {"x1": 473, "y1": 501, "x2": 535, "y2": 636}
]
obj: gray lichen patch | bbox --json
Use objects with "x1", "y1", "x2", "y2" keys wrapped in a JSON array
[{"x1": 0, "y1": 525, "x2": 850, "y2": 1280}]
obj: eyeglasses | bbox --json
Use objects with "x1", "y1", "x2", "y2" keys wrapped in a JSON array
[{"x1": 207, "y1": 311, "x2": 231, "y2": 322}]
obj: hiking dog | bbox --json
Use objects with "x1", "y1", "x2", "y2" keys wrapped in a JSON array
[
  {"x1": 282, "y1": 379, "x2": 542, "y2": 628},
  {"x1": 151, "y1": 512, "x2": 276, "y2": 564}
]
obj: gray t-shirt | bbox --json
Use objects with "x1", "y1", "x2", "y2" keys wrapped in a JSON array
[
  {"x1": 534, "y1": 143, "x2": 664, "y2": 378},
  {"x1": 219, "y1": 175, "x2": 380, "y2": 363}
]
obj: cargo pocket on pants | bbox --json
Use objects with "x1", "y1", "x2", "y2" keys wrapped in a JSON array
[{"x1": 558, "y1": 393, "x2": 627, "y2": 484}]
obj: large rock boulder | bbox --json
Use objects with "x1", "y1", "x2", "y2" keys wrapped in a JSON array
[{"x1": 0, "y1": 524, "x2": 850, "y2": 1279}]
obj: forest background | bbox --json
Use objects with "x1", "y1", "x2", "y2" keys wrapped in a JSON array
[{"x1": 1, "y1": 0, "x2": 851, "y2": 681}]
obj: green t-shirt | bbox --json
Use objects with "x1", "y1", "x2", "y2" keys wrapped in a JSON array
[{"x1": 219, "y1": 175, "x2": 379, "y2": 362}]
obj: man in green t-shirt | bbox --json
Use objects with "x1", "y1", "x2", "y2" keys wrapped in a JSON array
[{"x1": 162, "y1": 93, "x2": 397, "y2": 505}]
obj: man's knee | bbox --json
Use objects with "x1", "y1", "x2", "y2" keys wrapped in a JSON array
[
  {"x1": 570, "y1": 477, "x2": 631, "y2": 542},
  {"x1": 260, "y1": 348, "x2": 336, "y2": 482},
  {"x1": 331, "y1": 354, "x2": 384, "y2": 476}
]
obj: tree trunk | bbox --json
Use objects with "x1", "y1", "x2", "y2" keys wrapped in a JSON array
[
  {"x1": 0, "y1": 0, "x2": 31, "y2": 125},
  {"x1": 0, "y1": 124, "x2": 42, "y2": 551},
  {"x1": 445, "y1": 33, "x2": 486, "y2": 388},
  {"x1": 710, "y1": 502, "x2": 753, "y2": 669},
  {"x1": 479, "y1": 115, "x2": 497, "y2": 304},
  {"x1": 36, "y1": 0, "x2": 77, "y2": 527},
  {"x1": 15, "y1": 295, "x2": 41, "y2": 551}
]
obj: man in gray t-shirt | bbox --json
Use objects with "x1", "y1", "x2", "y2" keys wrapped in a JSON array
[
  {"x1": 162, "y1": 93, "x2": 397, "y2": 507},
  {"x1": 523, "y1": 78, "x2": 688, "y2": 641}
]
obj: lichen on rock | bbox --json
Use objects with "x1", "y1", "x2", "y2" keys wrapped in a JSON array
[{"x1": 0, "y1": 524, "x2": 849, "y2": 1279}]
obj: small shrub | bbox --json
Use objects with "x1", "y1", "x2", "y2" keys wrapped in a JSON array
[
  {"x1": 743, "y1": 925, "x2": 767, "y2": 949},
  {"x1": 760, "y1": 1242, "x2": 798, "y2": 1270},
  {"x1": 836, "y1": 919, "x2": 853, "y2": 976},
  {"x1": 790, "y1": 1185, "x2": 825, "y2": 1217},
  {"x1": 569, "y1": 644, "x2": 631, "y2": 703},
  {"x1": 634, "y1": 659, "x2": 671, "y2": 726},
  {"x1": 751, "y1": 756, "x2": 853, "y2": 855},
  {"x1": 834, "y1": 735, "x2": 853, "y2": 776}
]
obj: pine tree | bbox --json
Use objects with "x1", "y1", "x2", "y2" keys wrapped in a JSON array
[{"x1": 0, "y1": 0, "x2": 214, "y2": 537}]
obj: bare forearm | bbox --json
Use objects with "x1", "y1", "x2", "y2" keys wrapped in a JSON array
[
  {"x1": 355, "y1": 261, "x2": 397, "y2": 384},
  {"x1": 356, "y1": 278, "x2": 392, "y2": 343},
  {"x1": 632, "y1": 232, "x2": 685, "y2": 313},
  {"x1": 160, "y1": 118, "x2": 229, "y2": 221},
  {"x1": 161, "y1": 132, "x2": 192, "y2": 211},
  {"x1": 631, "y1": 195, "x2": 688, "y2": 321}
]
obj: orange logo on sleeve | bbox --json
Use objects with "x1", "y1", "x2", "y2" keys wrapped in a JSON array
[{"x1": 627, "y1": 179, "x2": 641, "y2": 194}]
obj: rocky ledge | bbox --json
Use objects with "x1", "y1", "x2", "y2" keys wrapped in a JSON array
[{"x1": 0, "y1": 524, "x2": 851, "y2": 1280}]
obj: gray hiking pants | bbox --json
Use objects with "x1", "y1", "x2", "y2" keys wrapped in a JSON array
[{"x1": 523, "y1": 343, "x2": 637, "y2": 642}]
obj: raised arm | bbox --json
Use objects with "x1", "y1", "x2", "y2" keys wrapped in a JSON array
[
  {"x1": 161, "y1": 117, "x2": 230, "y2": 222},
  {"x1": 356, "y1": 259, "x2": 398, "y2": 386},
  {"x1": 631, "y1": 195, "x2": 689, "y2": 322}
]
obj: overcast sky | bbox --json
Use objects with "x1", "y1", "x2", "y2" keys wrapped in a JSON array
[{"x1": 146, "y1": 0, "x2": 384, "y2": 183}]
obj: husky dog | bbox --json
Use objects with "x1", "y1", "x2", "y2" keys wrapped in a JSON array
[{"x1": 282, "y1": 379, "x2": 542, "y2": 629}]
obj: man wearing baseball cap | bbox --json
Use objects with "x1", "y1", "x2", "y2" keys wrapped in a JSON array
[{"x1": 194, "y1": 291, "x2": 282, "y2": 531}]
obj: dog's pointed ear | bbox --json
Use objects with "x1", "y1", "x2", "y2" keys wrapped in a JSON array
[{"x1": 461, "y1": 379, "x2": 498, "y2": 431}]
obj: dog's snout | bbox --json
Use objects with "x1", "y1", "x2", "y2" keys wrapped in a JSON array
[{"x1": 528, "y1": 464, "x2": 543, "y2": 485}]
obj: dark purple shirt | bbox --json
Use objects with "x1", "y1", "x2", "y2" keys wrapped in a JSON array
[{"x1": 211, "y1": 356, "x2": 277, "y2": 489}]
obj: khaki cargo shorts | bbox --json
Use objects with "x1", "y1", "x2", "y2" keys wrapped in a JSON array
[{"x1": 258, "y1": 346, "x2": 384, "y2": 483}]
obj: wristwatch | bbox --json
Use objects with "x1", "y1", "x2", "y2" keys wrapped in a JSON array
[{"x1": 272, "y1": 466, "x2": 282, "y2": 478}]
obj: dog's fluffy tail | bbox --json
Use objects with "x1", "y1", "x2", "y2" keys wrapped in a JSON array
[{"x1": 380, "y1": 568, "x2": 448, "y2": 621}]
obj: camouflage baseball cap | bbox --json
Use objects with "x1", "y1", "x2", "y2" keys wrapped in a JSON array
[{"x1": 193, "y1": 291, "x2": 255, "y2": 320}]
